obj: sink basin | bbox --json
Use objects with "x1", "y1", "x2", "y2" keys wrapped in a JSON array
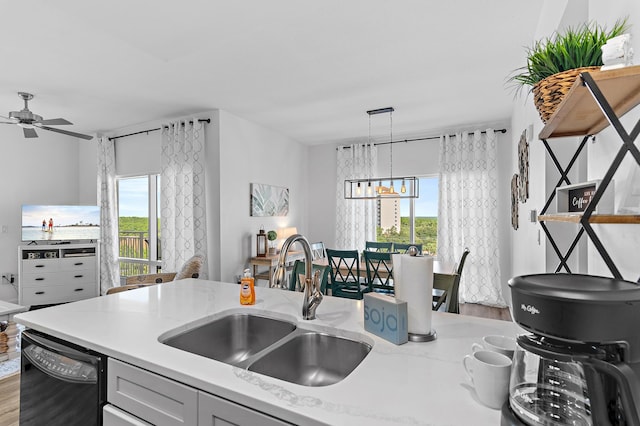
[
  {"x1": 162, "y1": 313, "x2": 296, "y2": 366},
  {"x1": 248, "y1": 331, "x2": 372, "y2": 387}
]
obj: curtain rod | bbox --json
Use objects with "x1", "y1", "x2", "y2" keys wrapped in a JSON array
[
  {"x1": 108, "y1": 118, "x2": 211, "y2": 141},
  {"x1": 336, "y1": 128, "x2": 507, "y2": 150}
]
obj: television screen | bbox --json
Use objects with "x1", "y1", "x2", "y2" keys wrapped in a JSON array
[{"x1": 22, "y1": 205, "x2": 100, "y2": 242}]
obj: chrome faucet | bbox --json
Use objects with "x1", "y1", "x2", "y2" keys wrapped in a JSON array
[{"x1": 272, "y1": 234, "x2": 323, "y2": 320}]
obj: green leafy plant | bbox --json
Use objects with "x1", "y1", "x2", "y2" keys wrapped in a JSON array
[
  {"x1": 267, "y1": 230, "x2": 277, "y2": 241},
  {"x1": 508, "y1": 18, "x2": 629, "y2": 95}
]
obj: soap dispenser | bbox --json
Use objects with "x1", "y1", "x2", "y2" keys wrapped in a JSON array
[{"x1": 240, "y1": 268, "x2": 256, "y2": 305}]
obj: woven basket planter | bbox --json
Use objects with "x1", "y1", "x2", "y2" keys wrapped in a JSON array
[{"x1": 532, "y1": 66, "x2": 601, "y2": 123}]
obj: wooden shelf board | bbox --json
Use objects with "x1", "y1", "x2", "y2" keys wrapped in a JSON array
[
  {"x1": 539, "y1": 65, "x2": 640, "y2": 139},
  {"x1": 539, "y1": 214, "x2": 640, "y2": 224}
]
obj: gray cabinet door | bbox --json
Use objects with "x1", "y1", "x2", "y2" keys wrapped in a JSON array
[
  {"x1": 198, "y1": 391, "x2": 291, "y2": 426},
  {"x1": 108, "y1": 358, "x2": 198, "y2": 426}
]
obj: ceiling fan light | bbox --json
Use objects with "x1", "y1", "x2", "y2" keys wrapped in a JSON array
[{"x1": 17, "y1": 122, "x2": 34, "y2": 129}]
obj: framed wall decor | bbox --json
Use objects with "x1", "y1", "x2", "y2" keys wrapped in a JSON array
[
  {"x1": 250, "y1": 183, "x2": 289, "y2": 217},
  {"x1": 511, "y1": 173, "x2": 519, "y2": 230},
  {"x1": 518, "y1": 129, "x2": 529, "y2": 203}
]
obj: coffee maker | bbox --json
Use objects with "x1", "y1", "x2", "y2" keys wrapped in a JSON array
[{"x1": 502, "y1": 273, "x2": 640, "y2": 426}]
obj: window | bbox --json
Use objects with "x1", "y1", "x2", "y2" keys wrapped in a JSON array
[
  {"x1": 117, "y1": 175, "x2": 161, "y2": 276},
  {"x1": 376, "y1": 176, "x2": 438, "y2": 254}
]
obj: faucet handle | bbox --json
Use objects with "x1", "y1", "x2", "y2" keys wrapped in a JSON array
[{"x1": 312, "y1": 270, "x2": 321, "y2": 292}]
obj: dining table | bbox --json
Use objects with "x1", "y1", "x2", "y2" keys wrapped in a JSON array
[{"x1": 313, "y1": 255, "x2": 457, "y2": 307}]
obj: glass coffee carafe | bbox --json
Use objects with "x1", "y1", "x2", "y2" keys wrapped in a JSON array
[
  {"x1": 509, "y1": 335, "x2": 594, "y2": 425},
  {"x1": 507, "y1": 334, "x2": 638, "y2": 426}
]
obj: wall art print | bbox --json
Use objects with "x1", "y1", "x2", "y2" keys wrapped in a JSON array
[
  {"x1": 250, "y1": 183, "x2": 289, "y2": 217},
  {"x1": 511, "y1": 173, "x2": 519, "y2": 230},
  {"x1": 518, "y1": 129, "x2": 529, "y2": 203}
]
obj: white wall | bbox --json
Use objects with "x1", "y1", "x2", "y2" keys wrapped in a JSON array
[
  {"x1": 218, "y1": 110, "x2": 308, "y2": 284},
  {"x1": 0, "y1": 126, "x2": 84, "y2": 303}
]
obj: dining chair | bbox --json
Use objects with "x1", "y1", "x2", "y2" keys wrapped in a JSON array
[
  {"x1": 310, "y1": 241, "x2": 327, "y2": 261},
  {"x1": 325, "y1": 248, "x2": 371, "y2": 300},
  {"x1": 365, "y1": 241, "x2": 393, "y2": 252},
  {"x1": 363, "y1": 251, "x2": 396, "y2": 294},
  {"x1": 393, "y1": 243, "x2": 423, "y2": 255},
  {"x1": 432, "y1": 248, "x2": 470, "y2": 313},
  {"x1": 289, "y1": 260, "x2": 330, "y2": 294}
]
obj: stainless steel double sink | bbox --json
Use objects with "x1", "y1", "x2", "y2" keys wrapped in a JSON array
[{"x1": 160, "y1": 312, "x2": 372, "y2": 387}]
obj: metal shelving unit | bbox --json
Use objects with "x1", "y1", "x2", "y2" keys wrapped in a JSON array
[{"x1": 538, "y1": 65, "x2": 640, "y2": 279}]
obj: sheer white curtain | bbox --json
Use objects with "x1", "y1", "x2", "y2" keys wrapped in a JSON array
[
  {"x1": 161, "y1": 119, "x2": 208, "y2": 277},
  {"x1": 97, "y1": 136, "x2": 120, "y2": 294},
  {"x1": 335, "y1": 144, "x2": 377, "y2": 249},
  {"x1": 437, "y1": 129, "x2": 504, "y2": 306}
]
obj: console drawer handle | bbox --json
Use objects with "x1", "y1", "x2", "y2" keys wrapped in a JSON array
[
  {"x1": 74, "y1": 275, "x2": 83, "y2": 278},
  {"x1": 35, "y1": 291, "x2": 45, "y2": 295},
  {"x1": 35, "y1": 265, "x2": 45, "y2": 268},
  {"x1": 74, "y1": 262, "x2": 84, "y2": 266},
  {"x1": 35, "y1": 278, "x2": 45, "y2": 281},
  {"x1": 74, "y1": 288, "x2": 84, "y2": 292}
]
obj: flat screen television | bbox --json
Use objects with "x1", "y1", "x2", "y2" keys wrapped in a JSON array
[{"x1": 22, "y1": 205, "x2": 100, "y2": 243}]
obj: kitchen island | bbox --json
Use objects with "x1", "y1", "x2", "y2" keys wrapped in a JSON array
[{"x1": 15, "y1": 279, "x2": 521, "y2": 425}]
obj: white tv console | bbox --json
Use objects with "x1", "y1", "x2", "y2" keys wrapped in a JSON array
[{"x1": 18, "y1": 242, "x2": 100, "y2": 307}]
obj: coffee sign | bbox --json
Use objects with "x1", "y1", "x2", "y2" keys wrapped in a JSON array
[{"x1": 568, "y1": 185, "x2": 596, "y2": 212}]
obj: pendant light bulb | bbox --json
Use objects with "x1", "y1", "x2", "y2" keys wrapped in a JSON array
[
  {"x1": 367, "y1": 181, "x2": 372, "y2": 195},
  {"x1": 390, "y1": 180, "x2": 395, "y2": 193},
  {"x1": 401, "y1": 179, "x2": 406, "y2": 194},
  {"x1": 378, "y1": 180, "x2": 383, "y2": 194},
  {"x1": 356, "y1": 182, "x2": 362, "y2": 195}
]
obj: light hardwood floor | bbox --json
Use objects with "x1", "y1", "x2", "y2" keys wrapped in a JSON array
[
  {"x1": 0, "y1": 304, "x2": 512, "y2": 426},
  {"x1": 0, "y1": 372, "x2": 19, "y2": 426}
]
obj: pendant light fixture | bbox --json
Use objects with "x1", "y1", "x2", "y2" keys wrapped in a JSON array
[{"x1": 344, "y1": 107, "x2": 419, "y2": 199}]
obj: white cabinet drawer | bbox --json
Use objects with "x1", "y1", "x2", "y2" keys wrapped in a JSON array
[
  {"x1": 21, "y1": 270, "x2": 95, "y2": 287},
  {"x1": 60, "y1": 256, "x2": 96, "y2": 271},
  {"x1": 22, "y1": 259, "x2": 60, "y2": 274},
  {"x1": 108, "y1": 359, "x2": 198, "y2": 426},
  {"x1": 103, "y1": 404, "x2": 152, "y2": 426},
  {"x1": 199, "y1": 391, "x2": 291, "y2": 426},
  {"x1": 21, "y1": 283, "x2": 97, "y2": 305}
]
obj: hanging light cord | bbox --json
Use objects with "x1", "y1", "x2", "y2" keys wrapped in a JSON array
[{"x1": 389, "y1": 110, "x2": 393, "y2": 182}]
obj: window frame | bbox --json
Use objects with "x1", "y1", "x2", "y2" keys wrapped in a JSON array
[{"x1": 116, "y1": 173, "x2": 162, "y2": 276}]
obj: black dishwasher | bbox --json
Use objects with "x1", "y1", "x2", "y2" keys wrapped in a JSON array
[{"x1": 20, "y1": 329, "x2": 107, "y2": 426}]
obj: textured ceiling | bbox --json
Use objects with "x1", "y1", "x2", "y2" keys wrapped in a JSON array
[{"x1": 0, "y1": 0, "x2": 543, "y2": 145}]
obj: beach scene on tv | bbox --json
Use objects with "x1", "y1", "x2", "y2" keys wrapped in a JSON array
[{"x1": 22, "y1": 205, "x2": 100, "y2": 242}]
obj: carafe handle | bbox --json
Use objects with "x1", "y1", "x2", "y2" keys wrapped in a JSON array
[{"x1": 583, "y1": 358, "x2": 640, "y2": 426}]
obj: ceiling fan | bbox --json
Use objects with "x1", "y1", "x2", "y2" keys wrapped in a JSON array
[{"x1": 0, "y1": 92, "x2": 93, "y2": 140}]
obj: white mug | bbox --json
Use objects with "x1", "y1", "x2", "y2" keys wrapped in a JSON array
[
  {"x1": 471, "y1": 335, "x2": 516, "y2": 359},
  {"x1": 463, "y1": 350, "x2": 512, "y2": 409}
]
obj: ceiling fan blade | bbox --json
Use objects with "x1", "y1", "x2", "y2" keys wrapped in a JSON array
[
  {"x1": 37, "y1": 118, "x2": 73, "y2": 126},
  {"x1": 23, "y1": 128, "x2": 38, "y2": 138},
  {"x1": 39, "y1": 125, "x2": 93, "y2": 140}
]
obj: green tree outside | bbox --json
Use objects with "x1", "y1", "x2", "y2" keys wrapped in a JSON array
[{"x1": 376, "y1": 217, "x2": 437, "y2": 254}]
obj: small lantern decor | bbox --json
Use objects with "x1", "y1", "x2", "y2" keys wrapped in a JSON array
[{"x1": 256, "y1": 228, "x2": 268, "y2": 257}]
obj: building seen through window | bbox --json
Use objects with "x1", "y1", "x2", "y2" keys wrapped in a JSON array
[{"x1": 376, "y1": 176, "x2": 438, "y2": 254}]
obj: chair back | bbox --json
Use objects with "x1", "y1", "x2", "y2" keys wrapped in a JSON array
[
  {"x1": 363, "y1": 251, "x2": 395, "y2": 294},
  {"x1": 310, "y1": 242, "x2": 326, "y2": 261},
  {"x1": 106, "y1": 284, "x2": 148, "y2": 295},
  {"x1": 393, "y1": 243, "x2": 423, "y2": 255},
  {"x1": 365, "y1": 241, "x2": 393, "y2": 252},
  {"x1": 325, "y1": 248, "x2": 369, "y2": 299},
  {"x1": 289, "y1": 260, "x2": 329, "y2": 294},
  {"x1": 433, "y1": 248, "x2": 470, "y2": 314}
]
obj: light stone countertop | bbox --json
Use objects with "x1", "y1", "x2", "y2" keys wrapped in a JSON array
[{"x1": 15, "y1": 279, "x2": 522, "y2": 426}]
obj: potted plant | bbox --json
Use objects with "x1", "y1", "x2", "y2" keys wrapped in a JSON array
[
  {"x1": 267, "y1": 230, "x2": 278, "y2": 255},
  {"x1": 508, "y1": 18, "x2": 629, "y2": 123}
]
